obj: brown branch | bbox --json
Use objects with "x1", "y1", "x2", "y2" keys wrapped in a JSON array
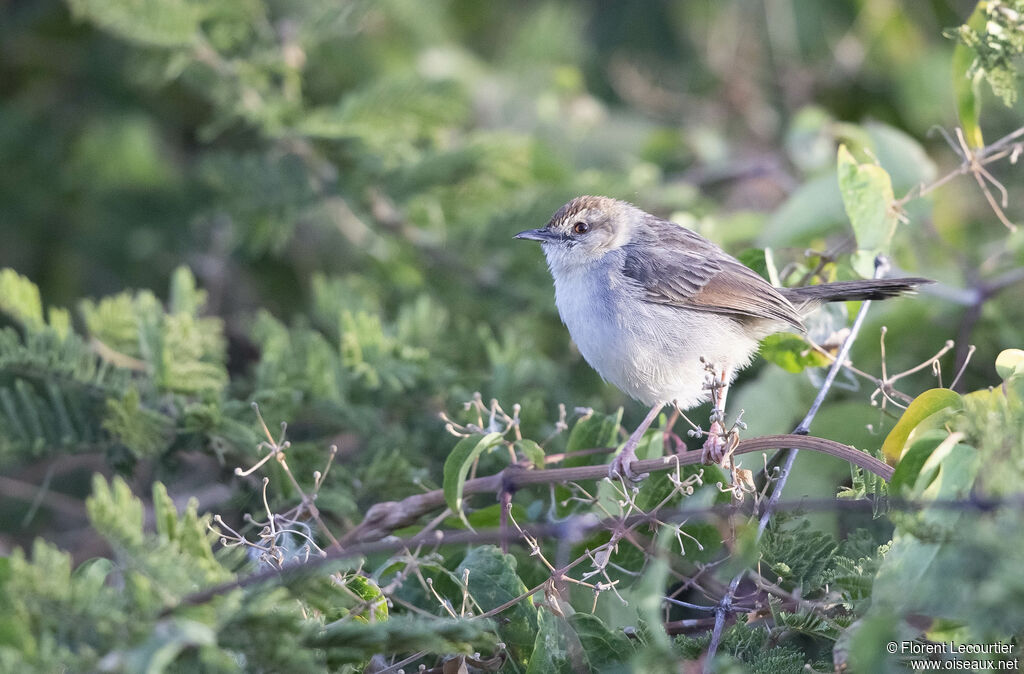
[{"x1": 342, "y1": 434, "x2": 892, "y2": 545}]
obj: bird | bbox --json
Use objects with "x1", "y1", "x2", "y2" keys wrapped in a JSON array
[{"x1": 515, "y1": 195, "x2": 929, "y2": 480}]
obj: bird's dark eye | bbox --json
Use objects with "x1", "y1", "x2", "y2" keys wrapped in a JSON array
[{"x1": 572, "y1": 221, "x2": 590, "y2": 235}]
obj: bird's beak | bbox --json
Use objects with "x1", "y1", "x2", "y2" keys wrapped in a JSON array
[{"x1": 514, "y1": 228, "x2": 561, "y2": 243}]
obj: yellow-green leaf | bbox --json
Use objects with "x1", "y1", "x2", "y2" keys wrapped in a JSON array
[
  {"x1": 995, "y1": 348, "x2": 1024, "y2": 380},
  {"x1": 881, "y1": 389, "x2": 963, "y2": 463},
  {"x1": 760, "y1": 333, "x2": 831, "y2": 373},
  {"x1": 837, "y1": 144, "x2": 898, "y2": 275}
]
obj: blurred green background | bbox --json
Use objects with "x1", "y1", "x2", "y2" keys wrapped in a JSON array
[{"x1": 1, "y1": 0, "x2": 1022, "y2": 553}]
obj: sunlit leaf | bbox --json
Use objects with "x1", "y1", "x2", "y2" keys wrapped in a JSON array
[
  {"x1": 881, "y1": 388, "x2": 963, "y2": 463},
  {"x1": 837, "y1": 145, "x2": 898, "y2": 275},
  {"x1": 760, "y1": 333, "x2": 831, "y2": 374},
  {"x1": 995, "y1": 348, "x2": 1024, "y2": 380}
]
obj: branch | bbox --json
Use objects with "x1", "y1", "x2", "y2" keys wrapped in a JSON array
[{"x1": 342, "y1": 433, "x2": 892, "y2": 545}]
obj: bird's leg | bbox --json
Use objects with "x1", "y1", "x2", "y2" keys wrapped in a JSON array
[
  {"x1": 700, "y1": 364, "x2": 733, "y2": 467},
  {"x1": 608, "y1": 402, "x2": 664, "y2": 482}
]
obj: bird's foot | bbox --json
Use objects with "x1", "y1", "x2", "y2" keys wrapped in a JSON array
[
  {"x1": 608, "y1": 442, "x2": 644, "y2": 482},
  {"x1": 608, "y1": 403, "x2": 664, "y2": 482}
]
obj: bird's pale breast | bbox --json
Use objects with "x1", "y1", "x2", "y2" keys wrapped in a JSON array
[{"x1": 552, "y1": 260, "x2": 761, "y2": 408}]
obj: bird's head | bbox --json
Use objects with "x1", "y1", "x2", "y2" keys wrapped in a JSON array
[{"x1": 515, "y1": 196, "x2": 642, "y2": 273}]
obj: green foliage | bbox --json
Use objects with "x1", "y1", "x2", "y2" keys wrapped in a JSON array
[
  {"x1": 0, "y1": 267, "x2": 247, "y2": 466},
  {"x1": 946, "y1": 0, "x2": 1024, "y2": 108},
  {"x1": 761, "y1": 517, "x2": 840, "y2": 596},
  {"x1": 674, "y1": 617, "x2": 814, "y2": 673}
]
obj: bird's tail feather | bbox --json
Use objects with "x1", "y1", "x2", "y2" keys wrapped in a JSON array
[{"x1": 781, "y1": 277, "x2": 931, "y2": 310}]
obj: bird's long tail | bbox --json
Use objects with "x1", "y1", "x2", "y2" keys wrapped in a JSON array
[{"x1": 781, "y1": 277, "x2": 932, "y2": 312}]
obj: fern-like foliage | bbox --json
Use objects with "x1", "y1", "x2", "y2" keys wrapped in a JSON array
[
  {"x1": 760, "y1": 517, "x2": 840, "y2": 596},
  {"x1": 0, "y1": 476, "x2": 503, "y2": 672},
  {"x1": 0, "y1": 267, "x2": 242, "y2": 465}
]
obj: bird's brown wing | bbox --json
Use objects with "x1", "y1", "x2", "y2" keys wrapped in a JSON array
[{"x1": 621, "y1": 219, "x2": 804, "y2": 330}]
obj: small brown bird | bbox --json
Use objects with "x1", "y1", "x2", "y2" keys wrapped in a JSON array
[{"x1": 516, "y1": 196, "x2": 929, "y2": 479}]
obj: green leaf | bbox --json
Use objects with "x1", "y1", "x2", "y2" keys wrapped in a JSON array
[
  {"x1": 564, "y1": 409, "x2": 623, "y2": 467},
  {"x1": 442, "y1": 432, "x2": 504, "y2": 528},
  {"x1": 524, "y1": 610, "x2": 635, "y2": 674},
  {"x1": 837, "y1": 144, "x2": 898, "y2": 275},
  {"x1": 525, "y1": 609, "x2": 579, "y2": 674},
  {"x1": 864, "y1": 121, "x2": 938, "y2": 193},
  {"x1": 102, "y1": 388, "x2": 176, "y2": 458},
  {"x1": 167, "y1": 266, "x2": 206, "y2": 316},
  {"x1": 995, "y1": 348, "x2": 1024, "y2": 380},
  {"x1": 342, "y1": 575, "x2": 389, "y2": 623},
  {"x1": 0, "y1": 269, "x2": 45, "y2": 332},
  {"x1": 951, "y1": 2, "x2": 988, "y2": 148},
  {"x1": 888, "y1": 429, "x2": 950, "y2": 495},
  {"x1": 759, "y1": 333, "x2": 831, "y2": 373},
  {"x1": 916, "y1": 437, "x2": 978, "y2": 502},
  {"x1": 515, "y1": 438, "x2": 546, "y2": 469},
  {"x1": 443, "y1": 503, "x2": 528, "y2": 531},
  {"x1": 67, "y1": 0, "x2": 200, "y2": 48},
  {"x1": 881, "y1": 388, "x2": 963, "y2": 463},
  {"x1": 569, "y1": 613, "x2": 636, "y2": 671},
  {"x1": 759, "y1": 172, "x2": 846, "y2": 247},
  {"x1": 629, "y1": 529, "x2": 675, "y2": 669},
  {"x1": 456, "y1": 546, "x2": 536, "y2": 667}
]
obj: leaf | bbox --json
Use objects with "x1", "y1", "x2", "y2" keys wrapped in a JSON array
[
  {"x1": 951, "y1": 2, "x2": 988, "y2": 148},
  {"x1": 569, "y1": 613, "x2": 636, "y2": 671},
  {"x1": 864, "y1": 121, "x2": 938, "y2": 193},
  {"x1": 525, "y1": 609, "x2": 579, "y2": 674},
  {"x1": 759, "y1": 333, "x2": 831, "y2": 373},
  {"x1": 456, "y1": 546, "x2": 536, "y2": 668},
  {"x1": 515, "y1": 439, "x2": 546, "y2": 469},
  {"x1": 995, "y1": 348, "x2": 1024, "y2": 380},
  {"x1": 881, "y1": 388, "x2": 963, "y2": 463},
  {"x1": 563, "y1": 409, "x2": 623, "y2": 467},
  {"x1": 0, "y1": 269, "x2": 45, "y2": 331},
  {"x1": 759, "y1": 173, "x2": 846, "y2": 247},
  {"x1": 342, "y1": 575, "x2": 389, "y2": 623},
  {"x1": 442, "y1": 433, "x2": 504, "y2": 528},
  {"x1": 888, "y1": 429, "x2": 950, "y2": 495},
  {"x1": 837, "y1": 144, "x2": 898, "y2": 275},
  {"x1": 916, "y1": 437, "x2": 978, "y2": 502},
  {"x1": 167, "y1": 266, "x2": 206, "y2": 316},
  {"x1": 67, "y1": 0, "x2": 200, "y2": 48},
  {"x1": 102, "y1": 388, "x2": 176, "y2": 458},
  {"x1": 443, "y1": 503, "x2": 528, "y2": 531}
]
